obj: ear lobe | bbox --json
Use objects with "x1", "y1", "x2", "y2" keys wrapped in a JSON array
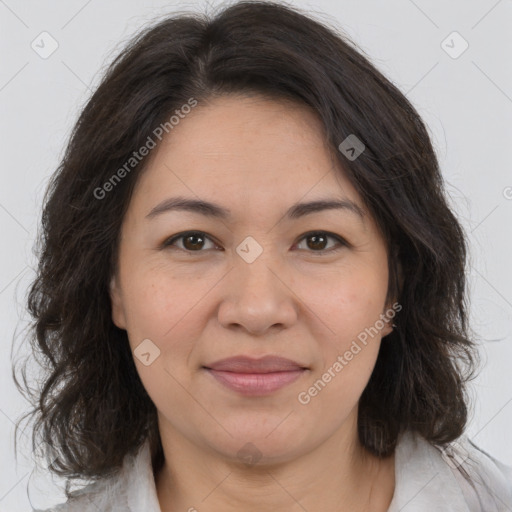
[
  {"x1": 383, "y1": 248, "x2": 404, "y2": 321},
  {"x1": 380, "y1": 315, "x2": 393, "y2": 338},
  {"x1": 383, "y1": 252, "x2": 402, "y2": 339},
  {"x1": 109, "y1": 275, "x2": 127, "y2": 330}
]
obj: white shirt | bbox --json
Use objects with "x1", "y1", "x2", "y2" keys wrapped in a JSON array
[{"x1": 34, "y1": 430, "x2": 512, "y2": 511}]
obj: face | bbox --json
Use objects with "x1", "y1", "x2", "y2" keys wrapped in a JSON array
[{"x1": 110, "y1": 94, "x2": 395, "y2": 465}]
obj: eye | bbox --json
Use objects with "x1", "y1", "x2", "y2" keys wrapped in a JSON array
[
  {"x1": 162, "y1": 231, "x2": 220, "y2": 252},
  {"x1": 294, "y1": 231, "x2": 348, "y2": 254},
  {"x1": 162, "y1": 230, "x2": 348, "y2": 255}
]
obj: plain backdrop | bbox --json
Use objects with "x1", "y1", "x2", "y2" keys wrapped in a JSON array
[{"x1": 1, "y1": 0, "x2": 511, "y2": 510}]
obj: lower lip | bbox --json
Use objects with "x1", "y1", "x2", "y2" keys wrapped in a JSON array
[{"x1": 205, "y1": 368, "x2": 306, "y2": 396}]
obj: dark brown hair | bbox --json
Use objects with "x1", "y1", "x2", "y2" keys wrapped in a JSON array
[{"x1": 13, "y1": 0, "x2": 478, "y2": 497}]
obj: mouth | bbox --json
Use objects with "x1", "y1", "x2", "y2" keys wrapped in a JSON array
[{"x1": 202, "y1": 355, "x2": 309, "y2": 396}]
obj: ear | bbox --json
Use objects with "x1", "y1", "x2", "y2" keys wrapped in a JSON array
[
  {"x1": 380, "y1": 314, "x2": 394, "y2": 338},
  {"x1": 109, "y1": 274, "x2": 127, "y2": 330},
  {"x1": 381, "y1": 259, "x2": 403, "y2": 338}
]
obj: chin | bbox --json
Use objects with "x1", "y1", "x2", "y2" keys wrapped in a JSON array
[{"x1": 200, "y1": 415, "x2": 314, "y2": 464}]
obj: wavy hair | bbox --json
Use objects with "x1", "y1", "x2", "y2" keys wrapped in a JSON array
[{"x1": 13, "y1": 0, "x2": 478, "y2": 497}]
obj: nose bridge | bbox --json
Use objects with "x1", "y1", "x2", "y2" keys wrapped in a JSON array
[
  {"x1": 233, "y1": 239, "x2": 282, "y2": 301},
  {"x1": 239, "y1": 252, "x2": 276, "y2": 288},
  {"x1": 217, "y1": 238, "x2": 297, "y2": 334},
  {"x1": 234, "y1": 232, "x2": 278, "y2": 280}
]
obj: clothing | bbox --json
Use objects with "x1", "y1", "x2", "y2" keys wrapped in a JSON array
[{"x1": 33, "y1": 430, "x2": 512, "y2": 511}]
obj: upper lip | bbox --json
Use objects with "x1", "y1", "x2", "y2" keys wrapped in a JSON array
[{"x1": 204, "y1": 355, "x2": 307, "y2": 373}]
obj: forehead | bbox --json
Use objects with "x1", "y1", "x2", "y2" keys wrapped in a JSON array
[{"x1": 132, "y1": 95, "x2": 363, "y2": 216}]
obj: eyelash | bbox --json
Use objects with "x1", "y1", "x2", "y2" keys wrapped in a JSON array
[{"x1": 161, "y1": 230, "x2": 349, "y2": 255}]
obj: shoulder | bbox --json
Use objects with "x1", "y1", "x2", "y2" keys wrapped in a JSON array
[
  {"x1": 443, "y1": 434, "x2": 512, "y2": 509},
  {"x1": 390, "y1": 430, "x2": 512, "y2": 511},
  {"x1": 31, "y1": 479, "x2": 119, "y2": 512},
  {"x1": 30, "y1": 440, "x2": 158, "y2": 512}
]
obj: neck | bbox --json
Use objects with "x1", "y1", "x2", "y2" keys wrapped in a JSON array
[{"x1": 154, "y1": 412, "x2": 395, "y2": 512}]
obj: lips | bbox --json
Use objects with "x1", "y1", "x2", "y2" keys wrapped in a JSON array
[
  {"x1": 203, "y1": 355, "x2": 308, "y2": 396},
  {"x1": 204, "y1": 355, "x2": 307, "y2": 373}
]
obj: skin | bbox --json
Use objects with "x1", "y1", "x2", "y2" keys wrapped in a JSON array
[{"x1": 110, "y1": 94, "x2": 397, "y2": 511}]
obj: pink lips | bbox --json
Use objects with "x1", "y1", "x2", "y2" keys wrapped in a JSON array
[{"x1": 204, "y1": 355, "x2": 307, "y2": 396}]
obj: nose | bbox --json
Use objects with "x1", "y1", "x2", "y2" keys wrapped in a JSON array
[{"x1": 217, "y1": 252, "x2": 298, "y2": 336}]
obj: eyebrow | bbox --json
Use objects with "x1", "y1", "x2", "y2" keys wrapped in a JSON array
[{"x1": 145, "y1": 196, "x2": 365, "y2": 222}]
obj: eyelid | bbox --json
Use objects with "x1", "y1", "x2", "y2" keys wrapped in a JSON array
[
  {"x1": 293, "y1": 230, "x2": 349, "y2": 254},
  {"x1": 162, "y1": 231, "x2": 222, "y2": 252},
  {"x1": 162, "y1": 230, "x2": 349, "y2": 253}
]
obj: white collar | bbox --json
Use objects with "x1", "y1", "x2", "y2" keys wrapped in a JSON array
[
  {"x1": 114, "y1": 429, "x2": 510, "y2": 511},
  {"x1": 387, "y1": 430, "x2": 471, "y2": 511}
]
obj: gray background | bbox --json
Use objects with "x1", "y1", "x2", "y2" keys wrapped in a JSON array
[{"x1": 1, "y1": 0, "x2": 511, "y2": 510}]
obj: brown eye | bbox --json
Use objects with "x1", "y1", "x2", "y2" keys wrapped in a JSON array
[
  {"x1": 295, "y1": 231, "x2": 347, "y2": 253},
  {"x1": 306, "y1": 233, "x2": 328, "y2": 250},
  {"x1": 163, "y1": 231, "x2": 218, "y2": 252},
  {"x1": 182, "y1": 233, "x2": 206, "y2": 250}
]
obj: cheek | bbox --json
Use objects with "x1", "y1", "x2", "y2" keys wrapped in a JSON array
[
  {"x1": 296, "y1": 262, "x2": 388, "y2": 410},
  {"x1": 304, "y1": 264, "x2": 388, "y2": 344},
  {"x1": 120, "y1": 270, "x2": 206, "y2": 413},
  {"x1": 120, "y1": 264, "x2": 206, "y2": 342},
  {"x1": 119, "y1": 265, "x2": 218, "y2": 396},
  {"x1": 121, "y1": 276, "x2": 172, "y2": 344},
  {"x1": 296, "y1": 275, "x2": 386, "y2": 423}
]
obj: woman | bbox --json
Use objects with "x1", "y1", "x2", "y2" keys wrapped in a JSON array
[{"x1": 16, "y1": 1, "x2": 512, "y2": 510}]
